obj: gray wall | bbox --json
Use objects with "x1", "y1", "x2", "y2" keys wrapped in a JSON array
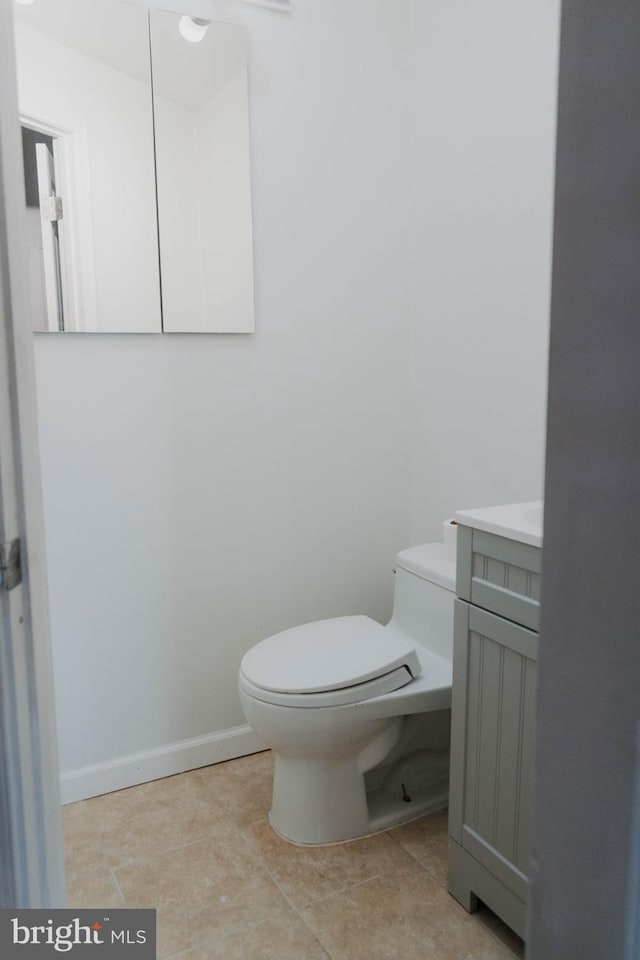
[{"x1": 528, "y1": 0, "x2": 640, "y2": 957}]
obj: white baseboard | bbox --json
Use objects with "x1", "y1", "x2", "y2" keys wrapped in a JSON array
[{"x1": 60, "y1": 724, "x2": 266, "y2": 804}]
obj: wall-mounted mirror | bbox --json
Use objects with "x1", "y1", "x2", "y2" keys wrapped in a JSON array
[{"x1": 13, "y1": 0, "x2": 255, "y2": 334}]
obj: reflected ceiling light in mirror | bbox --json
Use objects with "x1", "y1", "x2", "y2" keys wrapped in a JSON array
[
  {"x1": 178, "y1": 16, "x2": 209, "y2": 43},
  {"x1": 15, "y1": 0, "x2": 36, "y2": 5}
]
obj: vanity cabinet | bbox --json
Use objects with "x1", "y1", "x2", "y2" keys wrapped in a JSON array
[{"x1": 448, "y1": 524, "x2": 541, "y2": 939}]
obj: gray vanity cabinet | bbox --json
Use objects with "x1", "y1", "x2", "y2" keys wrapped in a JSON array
[{"x1": 447, "y1": 525, "x2": 541, "y2": 939}]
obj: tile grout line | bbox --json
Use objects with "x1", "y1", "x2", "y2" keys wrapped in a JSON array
[
  {"x1": 243, "y1": 818, "x2": 419, "y2": 910},
  {"x1": 238, "y1": 822, "x2": 368, "y2": 960},
  {"x1": 105, "y1": 803, "x2": 257, "y2": 875},
  {"x1": 242, "y1": 843, "x2": 333, "y2": 957},
  {"x1": 416, "y1": 858, "x2": 447, "y2": 887},
  {"x1": 286, "y1": 864, "x2": 445, "y2": 960},
  {"x1": 109, "y1": 867, "x2": 126, "y2": 906}
]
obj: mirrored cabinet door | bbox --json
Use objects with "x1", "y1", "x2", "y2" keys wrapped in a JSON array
[
  {"x1": 150, "y1": 10, "x2": 255, "y2": 334},
  {"x1": 14, "y1": 0, "x2": 161, "y2": 333},
  {"x1": 13, "y1": 1, "x2": 255, "y2": 335}
]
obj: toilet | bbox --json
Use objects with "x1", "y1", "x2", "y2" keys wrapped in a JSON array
[{"x1": 238, "y1": 538, "x2": 456, "y2": 845}]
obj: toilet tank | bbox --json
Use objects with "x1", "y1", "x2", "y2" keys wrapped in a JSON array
[{"x1": 387, "y1": 543, "x2": 456, "y2": 662}]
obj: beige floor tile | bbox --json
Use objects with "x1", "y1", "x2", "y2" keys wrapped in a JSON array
[
  {"x1": 416, "y1": 837, "x2": 449, "y2": 885},
  {"x1": 63, "y1": 801, "x2": 97, "y2": 882},
  {"x1": 61, "y1": 762, "x2": 523, "y2": 960},
  {"x1": 247, "y1": 818, "x2": 415, "y2": 909},
  {"x1": 63, "y1": 800, "x2": 125, "y2": 907},
  {"x1": 163, "y1": 915, "x2": 330, "y2": 960},
  {"x1": 66, "y1": 871, "x2": 125, "y2": 909},
  {"x1": 302, "y1": 864, "x2": 517, "y2": 960},
  {"x1": 84, "y1": 770, "x2": 230, "y2": 870},
  {"x1": 390, "y1": 810, "x2": 450, "y2": 884},
  {"x1": 196, "y1": 750, "x2": 273, "y2": 827},
  {"x1": 114, "y1": 835, "x2": 294, "y2": 959},
  {"x1": 390, "y1": 808, "x2": 449, "y2": 855}
]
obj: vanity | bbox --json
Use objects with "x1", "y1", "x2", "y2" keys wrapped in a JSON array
[{"x1": 447, "y1": 501, "x2": 543, "y2": 939}]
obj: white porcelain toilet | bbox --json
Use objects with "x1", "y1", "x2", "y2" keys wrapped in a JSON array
[{"x1": 238, "y1": 538, "x2": 456, "y2": 845}]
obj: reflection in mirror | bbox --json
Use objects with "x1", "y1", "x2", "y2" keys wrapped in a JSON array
[
  {"x1": 13, "y1": 0, "x2": 161, "y2": 332},
  {"x1": 150, "y1": 11, "x2": 255, "y2": 333}
]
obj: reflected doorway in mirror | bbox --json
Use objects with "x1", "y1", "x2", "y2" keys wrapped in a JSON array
[{"x1": 20, "y1": 119, "x2": 97, "y2": 333}]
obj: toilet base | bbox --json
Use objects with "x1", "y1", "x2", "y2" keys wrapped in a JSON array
[
  {"x1": 268, "y1": 748, "x2": 449, "y2": 846},
  {"x1": 269, "y1": 754, "x2": 371, "y2": 845}
]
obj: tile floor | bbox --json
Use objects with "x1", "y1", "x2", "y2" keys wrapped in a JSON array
[{"x1": 63, "y1": 751, "x2": 524, "y2": 960}]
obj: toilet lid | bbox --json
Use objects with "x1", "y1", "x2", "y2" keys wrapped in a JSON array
[{"x1": 240, "y1": 615, "x2": 421, "y2": 695}]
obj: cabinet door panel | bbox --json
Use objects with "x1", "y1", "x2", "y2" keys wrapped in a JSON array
[
  {"x1": 461, "y1": 826, "x2": 528, "y2": 902},
  {"x1": 450, "y1": 600, "x2": 537, "y2": 884}
]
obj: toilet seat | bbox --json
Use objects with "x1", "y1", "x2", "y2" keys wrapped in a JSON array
[
  {"x1": 239, "y1": 665, "x2": 415, "y2": 708},
  {"x1": 239, "y1": 615, "x2": 421, "y2": 708}
]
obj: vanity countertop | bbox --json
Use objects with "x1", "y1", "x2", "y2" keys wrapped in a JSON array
[{"x1": 455, "y1": 500, "x2": 543, "y2": 548}]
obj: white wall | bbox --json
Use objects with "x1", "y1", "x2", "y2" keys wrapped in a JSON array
[
  {"x1": 407, "y1": 0, "x2": 560, "y2": 542},
  {"x1": 34, "y1": 0, "x2": 414, "y2": 800},
  {"x1": 33, "y1": 0, "x2": 560, "y2": 801},
  {"x1": 197, "y1": 69, "x2": 254, "y2": 333},
  {"x1": 15, "y1": 20, "x2": 160, "y2": 333}
]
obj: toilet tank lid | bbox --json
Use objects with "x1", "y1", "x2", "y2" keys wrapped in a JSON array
[
  {"x1": 395, "y1": 542, "x2": 455, "y2": 591},
  {"x1": 239, "y1": 616, "x2": 421, "y2": 694}
]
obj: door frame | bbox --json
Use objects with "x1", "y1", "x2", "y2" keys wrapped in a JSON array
[{"x1": 0, "y1": 0, "x2": 65, "y2": 907}]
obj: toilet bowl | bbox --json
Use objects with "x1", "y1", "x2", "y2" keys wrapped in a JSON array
[{"x1": 238, "y1": 540, "x2": 456, "y2": 845}]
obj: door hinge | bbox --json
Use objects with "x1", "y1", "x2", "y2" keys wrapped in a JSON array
[
  {"x1": 0, "y1": 539, "x2": 22, "y2": 591},
  {"x1": 46, "y1": 195, "x2": 63, "y2": 222}
]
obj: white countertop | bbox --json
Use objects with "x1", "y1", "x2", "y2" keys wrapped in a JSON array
[{"x1": 454, "y1": 500, "x2": 543, "y2": 548}]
